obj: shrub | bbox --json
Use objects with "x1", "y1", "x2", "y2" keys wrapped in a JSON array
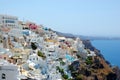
[
  {"x1": 56, "y1": 66, "x2": 60, "y2": 71},
  {"x1": 37, "y1": 50, "x2": 46, "y2": 59},
  {"x1": 76, "y1": 54, "x2": 81, "y2": 59},
  {"x1": 56, "y1": 66, "x2": 64, "y2": 74},
  {"x1": 68, "y1": 65, "x2": 74, "y2": 71},
  {"x1": 31, "y1": 42, "x2": 37, "y2": 50},
  {"x1": 60, "y1": 68, "x2": 64, "y2": 74},
  {"x1": 86, "y1": 57, "x2": 93, "y2": 65},
  {"x1": 86, "y1": 59, "x2": 92, "y2": 65},
  {"x1": 68, "y1": 78, "x2": 73, "y2": 80},
  {"x1": 76, "y1": 74, "x2": 83, "y2": 80},
  {"x1": 107, "y1": 72, "x2": 117, "y2": 80},
  {"x1": 60, "y1": 61, "x2": 66, "y2": 65},
  {"x1": 62, "y1": 74, "x2": 68, "y2": 79},
  {"x1": 85, "y1": 69, "x2": 91, "y2": 77},
  {"x1": 87, "y1": 49, "x2": 91, "y2": 54}
]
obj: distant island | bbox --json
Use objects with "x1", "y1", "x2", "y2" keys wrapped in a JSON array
[{"x1": 56, "y1": 31, "x2": 120, "y2": 40}]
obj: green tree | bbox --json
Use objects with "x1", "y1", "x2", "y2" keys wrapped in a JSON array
[
  {"x1": 60, "y1": 61, "x2": 66, "y2": 65},
  {"x1": 31, "y1": 42, "x2": 37, "y2": 50},
  {"x1": 37, "y1": 50, "x2": 46, "y2": 59},
  {"x1": 62, "y1": 74, "x2": 68, "y2": 79},
  {"x1": 76, "y1": 74, "x2": 83, "y2": 80},
  {"x1": 86, "y1": 56, "x2": 93, "y2": 65}
]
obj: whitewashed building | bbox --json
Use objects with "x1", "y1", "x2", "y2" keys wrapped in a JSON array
[
  {"x1": 0, "y1": 14, "x2": 18, "y2": 29},
  {"x1": 0, "y1": 60, "x2": 19, "y2": 80},
  {"x1": 87, "y1": 51, "x2": 96, "y2": 57}
]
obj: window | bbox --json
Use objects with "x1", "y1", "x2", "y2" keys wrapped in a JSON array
[
  {"x1": 4, "y1": 57, "x2": 6, "y2": 60},
  {"x1": 30, "y1": 53, "x2": 32, "y2": 55},
  {"x1": 30, "y1": 58, "x2": 31, "y2": 61},
  {"x1": 37, "y1": 57, "x2": 38, "y2": 61},
  {"x1": 2, "y1": 17, "x2": 4, "y2": 19},
  {"x1": 2, "y1": 73, "x2": 6, "y2": 79},
  {"x1": 33, "y1": 58, "x2": 35, "y2": 60},
  {"x1": 5, "y1": 20, "x2": 15, "y2": 23}
]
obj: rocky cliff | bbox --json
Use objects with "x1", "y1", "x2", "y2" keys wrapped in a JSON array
[
  {"x1": 56, "y1": 31, "x2": 120, "y2": 80},
  {"x1": 67, "y1": 40, "x2": 119, "y2": 80}
]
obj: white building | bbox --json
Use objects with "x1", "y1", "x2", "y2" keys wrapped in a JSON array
[
  {"x1": 57, "y1": 37, "x2": 66, "y2": 42},
  {"x1": 28, "y1": 51, "x2": 45, "y2": 67},
  {"x1": 87, "y1": 51, "x2": 96, "y2": 57},
  {"x1": 0, "y1": 14, "x2": 18, "y2": 29},
  {"x1": 0, "y1": 60, "x2": 19, "y2": 80},
  {"x1": 8, "y1": 29, "x2": 23, "y2": 37}
]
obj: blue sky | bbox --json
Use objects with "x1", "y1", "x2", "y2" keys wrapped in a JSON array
[{"x1": 0, "y1": 0, "x2": 120, "y2": 37}]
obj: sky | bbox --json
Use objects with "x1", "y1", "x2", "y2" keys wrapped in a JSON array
[{"x1": 0, "y1": 0, "x2": 120, "y2": 37}]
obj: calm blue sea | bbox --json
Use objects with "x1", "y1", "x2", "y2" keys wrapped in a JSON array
[{"x1": 91, "y1": 40, "x2": 120, "y2": 67}]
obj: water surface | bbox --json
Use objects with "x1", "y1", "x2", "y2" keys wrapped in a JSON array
[{"x1": 91, "y1": 40, "x2": 120, "y2": 67}]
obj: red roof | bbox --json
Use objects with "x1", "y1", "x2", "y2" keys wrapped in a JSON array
[{"x1": 29, "y1": 23, "x2": 38, "y2": 30}]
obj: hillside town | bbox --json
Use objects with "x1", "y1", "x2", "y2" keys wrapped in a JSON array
[{"x1": 0, "y1": 14, "x2": 119, "y2": 80}]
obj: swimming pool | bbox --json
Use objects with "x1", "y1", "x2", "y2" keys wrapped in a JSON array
[{"x1": 65, "y1": 54, "x2": 75, "y2": 62}]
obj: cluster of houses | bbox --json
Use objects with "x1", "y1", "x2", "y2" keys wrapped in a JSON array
[{"x1": 0, "y1": 14, "x2": 96, "y2": 80}]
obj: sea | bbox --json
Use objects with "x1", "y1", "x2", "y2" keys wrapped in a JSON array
[{"x1": 91, "y1": 40, "x2": 120, "y2": 67}]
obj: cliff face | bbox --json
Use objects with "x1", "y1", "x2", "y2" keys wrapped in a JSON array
[
  {"x1": 81, "y1": 40, "x2": 120, "y2": 80},
  {"x1": 69, "y1": 56, "x2": 117, "y2": 80},
  {"x1": 55, "y1": 31, "x2": 120, "y2": 80},
  {"x1": 82, "y1": 40, "x2": 105, "y2": 59}
]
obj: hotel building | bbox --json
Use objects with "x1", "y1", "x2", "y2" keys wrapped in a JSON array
[{"x1": 0, "y1": 14, "x2": 18, "y2": 29}]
